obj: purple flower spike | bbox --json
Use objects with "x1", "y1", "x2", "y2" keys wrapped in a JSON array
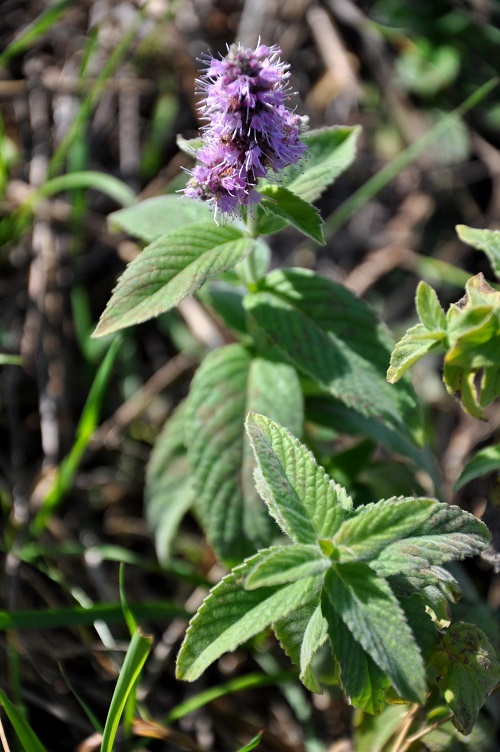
[{"x1": 183, "y1": 42, "x2": 307, "y2": 221}]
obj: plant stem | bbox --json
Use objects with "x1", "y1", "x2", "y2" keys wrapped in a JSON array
[
  {"x1": 400, "y1": 714, "x2": 454, "y2": 750},
  {"x1": 389, "y1": 703, "x2": 421, "y2": 752},
  {"x1": 241, "y1": 208, "x2": 259, "y2": 288}
]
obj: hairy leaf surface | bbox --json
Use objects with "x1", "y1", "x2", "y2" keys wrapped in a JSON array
[
  {"x1": 145, "y1": 400, "x2": 193, "y2": 563},
  {"x1": 109, "y1": 195, "x2": 214, "y2": 243},
  {"x1": 457, "y1": 225, "x2": 500, "y2": 280},
  {"x1": 245, "y1": 269, "x2": 423, "y2": 444},
  {"x1": 321, "y1": 588, "x2": 391, "y2": 713},
  {"x1": 186, "y1": 347, "x2": 303, "y2": 563},
  {"x1": 176, "y1": 553, "x2": 321, "y2": 681},
  {"x1": 257, "y1": 185, "x2": 325, "y2": 244},
  {"x1": 93, "y1": 224, "x2": 254, "y2": 337},
  {"x1": 245, "y1": 544, "x2": 327, "y2": 589},
  {"x1": 274, "y1": 600, "x2": 327, "y2": 694},
  {"x1": 286, "y1": 126, "x2": 361, "y2": 203},
  {"x1": 246, "y1": 413, "x2": 352, "y2": 544},
  {"x1": 324, "y1": 564, "x2": 426, "y2": 702},
  {"x1": 372, "y1": 504, "x2": 490, "y2": 576},
  {"x1": 335, "y1": 497, "x2": 438, "y2": 561}
]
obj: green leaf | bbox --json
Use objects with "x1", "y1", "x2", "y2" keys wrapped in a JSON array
[
  {"x1": 245, "y1": 544, "x2": 327, "y2": 589},
  {"x1": 176, "y1": 552, "x2": 321, "y2": 682},
  {"x1": 387, "y1": 323, "x2": 444, "y2": 383},
  {"x1": 93, "y1": 224, "x2": 254, "y2": 337},
  {"x1": 0, "y1": 353, "x2": 22, "y2": 366},
  {"x1": 305, "y1": 396, "x2": 439, "y2": 485},
  {"x1": 324, "y1": 563, "x2": 426, "y2": 703},
  {"x1": 285, "y1": 126, "x2": 361, "y2": 203},
  {"x1": 433, "y1": 622, "x2": 500, "y2": 734},
  {"x1": 334, "y1": 497, "x2": 438, "y2": 562},
  {"x1": 101, "y1": 629, "x2": 153, "y2": 752},
  {"x1": 245, "y1": 269, "x2": 423, "y2": 444},
  {"x1": 321, "y1": 587, "x2": 391, "y2": 713},
  {"x1": 109, "y1": 195, "x2": 215, "y2": 243},
  {"x1": 257, "y1": 185, "x2": 325, "y2": 244},
  {"x1": 456, "y1": 225, "x2": 500, "y2": 280},
  {"x1": 455, "y1": 444, "x2": 500, "y2": 490},
  {"x1": 0, "y1": 687, "x2": 47, "y2": 752},
  {"x1": 245, "y1": 413, "x2": 352, "y2": 544},
  {"x1": 176, "y1": 134, "x2": 203, "y2": 157},
  {"x1": 31, "y1": 335, "x2": 122, "y2": 536},
  {"x1": 144, "y1": 400, "x2": 194, "y2": 563},
  {"x1": 372, "y1": 504, "x2": 491, "y2": 577},
  {"x1": 353, "y1": 704, "x2": 408, "y2": 752},
  {"x1": 32, "y1": 170, "x2": 136, "y2": 208},
  {"x1": 399, "y1": 593, "x2": 440, "y2": 659},
  {"x1": 416, "y1": 281, "x2": 447, "y2": 330},
  {"x1": 197, "y1": 282, "x2": 248, "y2": 337},
  {"x1": 274, "y1": 600, "x2": 327, "y2": 693},
  {"x1": 186, "y1": 346, "x2": 303, "y2": 563}
]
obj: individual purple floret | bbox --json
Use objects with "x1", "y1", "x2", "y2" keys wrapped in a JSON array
[{"x1": 183, "y1": 42, "x2": 307, "y2": 220}]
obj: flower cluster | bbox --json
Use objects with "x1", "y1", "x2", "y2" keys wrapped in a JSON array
[{"x1": 184, "y1": 43, "x2": 306, "y2": 219}]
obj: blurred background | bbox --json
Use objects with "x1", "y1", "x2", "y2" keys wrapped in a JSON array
[{"x1": 0, "y1": 1, "x2": 500, "y2": 750}]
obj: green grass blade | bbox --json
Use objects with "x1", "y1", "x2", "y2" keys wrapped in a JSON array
[
  {"x1": 0, "y1": 687, "x2": 47, "y2": 752},
  {"x1": 325, "y1": 79, "x2": 499, "y2": 237},
  {"x1": 0, "y1": 354, "x2": 22, "y2": 366},
  {"x1": 59, "y1": 667, "x2": 104, "y2": 734},
  {"x1": 119, "y1": 565, "x2": 137, "y2": 637},
  {"x1": 0, "y1": 602, "x2": 186, "y2": 631},
  {"x1": 235, "y1": 733, "x2": 263, "y2": 752},
  {"x1": 165, "y1": 671, "x2": 295, "y2": 724},
  {"x1": 31, "y1": 335, "x2": 122, "y2": 535},
  {"x1": 100, "y1": 629, "x2": 153, "y2": 752},
  {"x1": 0, "y1": 0, "x2": 71, "y2": 67},
  {"x1": 49, "y1": 13, "x2": 142, "y2": 175},
  {"x1": 32, "y1": 171, "x2": 136, "y2": 208}
]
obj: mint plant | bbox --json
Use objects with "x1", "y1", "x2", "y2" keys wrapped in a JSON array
[
  {"x1": 92, "y1": 42, "x2": 500, "y2": 747},
  {"x1": 176, "y1": 413, "x2": 494, "y2": 726}
]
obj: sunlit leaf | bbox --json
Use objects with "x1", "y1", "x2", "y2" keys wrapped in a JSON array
[
  {"x1": 433, "y1": 622, "x2": 500, "y2": 734},
  {"x1": 109, "y1": 195, "x2": 214, "y2": 243},
  {"x1": 246, "y1": 412, "x2": 352, "y2": 544},
  {"x1": 176, "y1": 552, "x2": 321, "y2": 682},
  {"x1": 93, "y1": 224, "x2": 254, "y2": 337},
  {"x1": 457, "y1": 225, "x2": 500, "y2": 280},
  {"x1": 323, "y1": 564, "x2": 426, "y2": 703}
]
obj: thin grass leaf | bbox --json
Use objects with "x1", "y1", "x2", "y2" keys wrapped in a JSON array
[
  {"x1": 59, "y1": 667, "x2": 104, "y2": 734},
  {"x1": 235, "y1": 734, "x2": 263, "y2": 752},
  {"x1": 0, "y1": 0, "x2": 71, "y2": 66},
  {"x1": 33, "y1": 171, "x2": 137, "y2": 207},
  {"x1": 325, "y1": 79, "x2": 498, "y2": 237},
  {"x1": 165, "y1": 671, "x2": 294, "y2": 724},
  {"x1": 49, "y1": 12, "x2": 143, "y2": 175},
  {"x1": 118, "y1": 566, "x2": 138, "y2": 739},
  {"x1": 0, "y1": 354, "x2": 22, "y2": 366},
  {"x1": 0, "y1": 601, "x2": 186, "y2": 631},
  {"x1": 100, "y1": 629, "x2": 153, "y2": 752},
  {"x1": 0, "y1": 687, "x2": 47, "y2": 752},
  {"x1": 119, "y1": 565, "x2": 137, "y2": 637},
  {"x1": 31, "y1": 335, "x2": 122, "y2": 535}
]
